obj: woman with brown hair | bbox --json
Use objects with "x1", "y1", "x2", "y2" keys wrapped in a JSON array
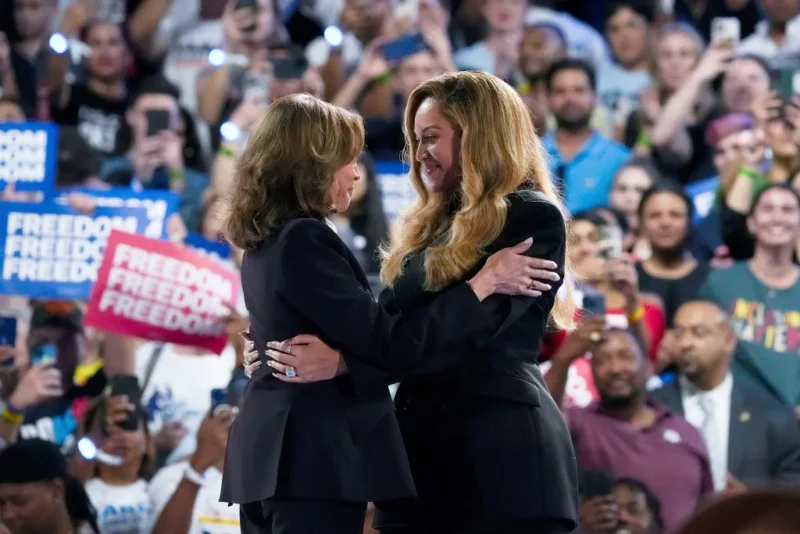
[
  {"x1": 219, "y1": 93, "x2": 556, "y2": 532},
  {"x1": 247, "y1": 73, "x2": 579, "y2": 533}
]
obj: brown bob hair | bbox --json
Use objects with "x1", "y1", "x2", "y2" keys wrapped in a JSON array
[{"x1": 223, "y1": 94, "x2": 365, "y2": 249}]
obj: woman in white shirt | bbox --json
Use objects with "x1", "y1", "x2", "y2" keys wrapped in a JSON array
[{"x1": 81, "y1": 398, "x2": 153, "y2": 534}]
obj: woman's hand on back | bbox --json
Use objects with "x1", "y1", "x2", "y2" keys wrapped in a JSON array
[
  {"x1": 469, "y1": 238, "x2": 560, "y2": 300},
  {"x1": 241, "y1": 334, "x2": 346, "y2": 383}
]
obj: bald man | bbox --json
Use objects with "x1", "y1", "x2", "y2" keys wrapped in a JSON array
[{"x1": 650, "y1": 300, "x2": 800, "y2": 492}]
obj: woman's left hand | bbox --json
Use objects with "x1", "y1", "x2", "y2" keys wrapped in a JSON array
[{"x1": 266, "y1": 335, "x2": 347, "y2": 383}]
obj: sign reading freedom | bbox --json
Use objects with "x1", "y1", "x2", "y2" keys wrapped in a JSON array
[{"x1": 85, "y1": 230, "x2": 241, "y2": 354}]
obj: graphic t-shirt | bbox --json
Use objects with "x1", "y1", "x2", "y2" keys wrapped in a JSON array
[
  {"x1": 85, "y1": 478, "x2": 150, "y2": 534},
  {"x1": 699, "y1": 262, "x2": 800, "y2": 407},
  {"x1": 52, "y1": 83, "x2": 129, "y2": 155},
  {"x1": 147, "y1": 462, "x2": 239, "y2": 534}
]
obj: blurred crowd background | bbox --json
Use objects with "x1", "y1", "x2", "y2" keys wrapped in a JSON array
[{"x1": 1, "y1": 0, "x2": 800, "y2": 533}]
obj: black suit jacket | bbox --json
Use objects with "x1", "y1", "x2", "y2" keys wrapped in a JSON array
[
  {"x1": 374, "y1": 191, "x2": 579, "y2": 530},
  {"x1": 650, "y1": 378, "x2": 800, "y2": 486},
  {"x1": 220, "y1": 218, "x2": 495, "y2": 505}
]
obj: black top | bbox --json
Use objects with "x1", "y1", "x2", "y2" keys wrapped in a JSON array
[
  {"x1": 51, "y1": 84, "x2": 129, "y2": 156},
  {"x1": 221, "y1": 217, "x2": 495, "y2": 504},
  {"x1": 636, "y1": 261, "x2": 710, "y2": 326},
  {"x1": 375, "y1": 191, "x2": 579, "y2": 530}
]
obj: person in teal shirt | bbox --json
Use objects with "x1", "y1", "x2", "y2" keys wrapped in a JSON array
[{"x1": 699, "y1": 184, "x2": 800, "y2": 413}]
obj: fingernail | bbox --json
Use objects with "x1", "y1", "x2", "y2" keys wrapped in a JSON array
[
  {"x1": 239, "y1": 331, "x2": 248, "y2": 339},
  {"x1": 266, "y1": 360, "x2": 275, "y2": 368},
  {"x1": 267, "y1": 342, "x2": 276, "y2": 348},
  {"x1": 542, "y1": 284, "x2": 551, "y2": 291},
  {"x1": 525, "y1": 237, "x2": 533, "y2": 243},
  {"x1": 552, "y1": 273, "x2": 560, "y2": 281}
]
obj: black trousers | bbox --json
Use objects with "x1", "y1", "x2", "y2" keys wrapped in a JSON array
[
  {"x1": 380, "y1": 518, "x2": 574, "y2": 534},
  {"x1": 240, "y1": 498, "x2": 367, "y2": 534}
]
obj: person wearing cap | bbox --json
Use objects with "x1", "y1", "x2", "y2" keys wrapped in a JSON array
[
  {"x1": 0, "y1": 438, "x2": 99, "y2": 534},
  {"x1": 0, "y1": 301, "x2": 106, "y2": 454},
  {"x1": 652, "y1": 300, "x2": 800, "y2": 492}
]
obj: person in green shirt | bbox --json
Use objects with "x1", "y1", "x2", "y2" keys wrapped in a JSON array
[{"x1": 699, "y1": 184, "x2": 800, "y2": 415}]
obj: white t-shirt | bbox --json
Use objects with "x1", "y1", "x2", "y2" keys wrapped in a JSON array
[
  {"x1": 85, "y1": 479, "x2": 150, "y2": 534},
  {"x1": 136, "y1": 343, "x2": 237, "y2": 465},
  {"x1": 147, "y1": 462, "x2": 240, "y2": 534}
]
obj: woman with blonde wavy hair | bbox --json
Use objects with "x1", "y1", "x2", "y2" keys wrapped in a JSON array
[
  {"x1": 219, "y1": 93, "x2": 553, "y2": 533},
  {"x1": 246, "y1": 73, "x2": 579, "y2": 533}
]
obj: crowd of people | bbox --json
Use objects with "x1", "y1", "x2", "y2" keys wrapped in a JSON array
[{"x1": 0, "y1": 0, "x2": 799, "y2": 532}]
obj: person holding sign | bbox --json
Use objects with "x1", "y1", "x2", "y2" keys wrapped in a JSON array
[{"x1": 220, "y1": 93, "x2": 559, "y2": 533}]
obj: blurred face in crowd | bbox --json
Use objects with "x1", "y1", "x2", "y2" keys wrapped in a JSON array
[
  {"x1": 102, "y1": 416, "x2": 148, "y2": 469},
  {"x1": 761, "y1": 0, "x2": 800, "y2": 24},
  {"x1": 656, "y1": 30, "x2": 700, "y2": 93},
  {"x1": 609, "y1": 166, "x2": 653, "y2": 231},
  {"x1": 747, "y1": 187, "x2": 800, "y2": 250},
  {"x1": 0, "y1": 480, "x2": 65, "y2": 534},
  {"x1": 483, "y1": 0, "x2": 527, "y2": 33},
  {"x1": 341, "y1": 0, "x2": 391, "y2": 42},
  {"x1": 592, "y1": 329, "x2": 647, "y2": 409},
  {"x1": 414, "y1": 98, "x2": 462, "y2": 193},
  {"x1": 13, "y1": 0, "x2": 54, "y2": 40},
  {"x1": 721, "y1": 58, "x2": 771, "y2": 114},
  {"x1": 569, "y1": 219, "x2": 604, "y2": 281},
  {"x1": 765, "y1": 118, "x2": 799, "y2": 160},
  {"x1": 328, "y1": 157, "x2": 361, "y2": 212},
  {"x1": 640, "y1": 191, "x2": 689, "y2": 253},
  {"x1": 549, "y1": 68, "x2": 596, "y2": 131},
  {"x1": 712, "y1": 130, "x2": 747, "y2": 174},
  {"x1": 606, "y1": 6, "x2": 650, "y2": 69},
  {"x1": 0, "y1": 101, "x2": 26, "y2": 123},
  {"x1": 396, "y1": 52, "x2": 442, "y2": 101},
  {"x1": 27, "y1": 322, "x2": 86, "y2": 391},
  {"x1": 519, "y1": 25, "x2": 567, "y2": 81},
  {"x1": 673, "y1": 301, "x2": 734, "y2": 383},
  {"x1": 128, "y1": 93, "x2": 181, "y2": 142},
  {"x1": 85, "y1": 22, "x2": 129, "y2": 82},
  {"x1": 613, "y1": 483, "x2": 658, "y2": 534}
]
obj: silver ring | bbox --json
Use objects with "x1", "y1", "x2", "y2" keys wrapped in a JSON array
[{"x1": 286, "y1": 366, "x2": 297, "y2": 378}]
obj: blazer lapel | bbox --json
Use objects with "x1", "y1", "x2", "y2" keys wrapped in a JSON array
[{"x1": 727, "y1": 384, "x2": 749, "y2": 478}]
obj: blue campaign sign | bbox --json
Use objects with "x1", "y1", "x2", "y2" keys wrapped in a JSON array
[
  {"x1": 55, "y1": 188, "x2": 179, "y2": 239},
  {"x1": 375, "y1": 160, "x2": 415, "y2": 225},
  {"x1": 184, "y1": 232, "x2": 232, "y2": 261},
  {"x1": 0, "y1": 122, "x2": 59, "y2": 193},
  {"x1": 0, "y1": 202, "x2": 149, "y2": 300},
  {"x1": 685, "y1": 175, "x2": 720, "y2": 224}
]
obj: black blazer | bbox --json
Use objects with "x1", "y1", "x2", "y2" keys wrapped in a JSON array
[
  {"x1": 374, "y1": 191, "x2": 580, "y2": 530},
  {"x1": 220, "y1": 218, "x2": 495, "y2": 505},
  {"x1": 650, "y1": 377, "x2": 800, "y2": 486}
]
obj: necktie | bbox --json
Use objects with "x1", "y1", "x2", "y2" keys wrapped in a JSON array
[{"x1": 699, "y1": 395, "x2": 724, "y2": 491}]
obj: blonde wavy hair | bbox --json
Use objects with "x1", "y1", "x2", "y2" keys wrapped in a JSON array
[
  {"x1": 380, "y1": 71, "x2": 575, "y2": 330},
  {"x1": 223, "y1": 94, "x2": 364, "y2": 250}
]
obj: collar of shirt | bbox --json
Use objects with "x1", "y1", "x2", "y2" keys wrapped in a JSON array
[
  {"x1": 742, "y1": 15, "x2": 800, "y2": 52},
  {"x1": 542, "y1": 130, "x2": 601, "y2": 165},
  {"x1": 680, "y1": 373, "x2": 733, "y2": 406}
]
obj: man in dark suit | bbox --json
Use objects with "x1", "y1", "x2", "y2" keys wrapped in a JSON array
[{"x1": 650, "y1": 299, "x2": 800, "y2": 491}]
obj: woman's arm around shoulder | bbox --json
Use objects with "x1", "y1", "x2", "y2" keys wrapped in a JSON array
[{"x1": 276, "y1": 218, "x2": 495, "y2": 373}]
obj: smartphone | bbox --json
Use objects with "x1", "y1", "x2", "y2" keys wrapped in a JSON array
[
  {"x1": 580, "y1": 469, "x2": 615, "y2": 499},
  {"x1": 0, "y1": 317, "x2": 16, "y2": 348},
  {"x1": 30, "y1": 343, "x2": 57, "y2": 367},
  {"x1": 210, "y1": 388, "x2": 232, "y2": 416},
  {"x1": 582, "y1": 293, "x2": 606, "y2": 317},
  {"x1": 234, "y1": 0, "x2": 259, "y2": 33},
  {"x1": 382, "y1": 33, "x2": 428, "y2": 62},
  {"x1": 273, "y1": 57, "x2": 308, "y2": 80},
  {"x1": 109, "y1": 375, "x2": 142, "y2": 432},
  {"x1": 598, "y1": 225, "x2": 623, "y2": 260},
  {"x1": 243, "y1": 71, "x2": 272, "y2": 100},
  {"x1": 145, "y1": 109, "x2": 171, "y2": 137},
  {"x1": 710, "y1": 17, "x2": 740, "y2": 46},
  {"x1": 774, "y1": 68, "x2": 800, "y2": 103}
]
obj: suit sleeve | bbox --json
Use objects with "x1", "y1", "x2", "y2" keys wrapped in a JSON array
[
  {"x1": 278, "y1": 219, "x2": 494, "y2": 386},
  {"x1": 768, "y1": 406, "x2": 800, "y2": 485},
  {"x1": 480, "y1": 198, "x2": 567, "y2": 338}
]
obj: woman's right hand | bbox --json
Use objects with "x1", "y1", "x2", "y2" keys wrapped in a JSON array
[
  {"x1": 470, "y1": 238, "x2": 560, "y2": 300},
  {"x1": 242, "y1": 333, "x2": 260, "y2": 378}
]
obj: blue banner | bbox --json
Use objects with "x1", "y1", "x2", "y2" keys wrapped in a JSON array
[
  {"x1": 0, "y1": 202, "x2": 149, "y2": 300},
  {"x1": 685, "y1": 175, "x2": 719, "y2": 224},
  {"x1": 55, "y1": 188, "x2": 179, "y2": 239},
  {"x1": 0, "y1": 122, "x2": 58, "y2": 193},
  {"x1": 375, "y1": 160, "x2": 414, "y2": 224},
  {"x1": 184, "y1": 232, "x2": 232, "y2": 261}
]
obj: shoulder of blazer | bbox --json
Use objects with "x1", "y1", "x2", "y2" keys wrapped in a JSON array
[
  {"x1": 277, "y1": 217, "x2": 344, "y2": 256},
  {"x1": 738, "y1": 381, "x2": 795, "y2": 420},
  {"x1": 648, "y1": 379, "x2": 682, "y2": 407},
  {"x1": 505, "y1": 190, "x2": 565, "y2": 229}
]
